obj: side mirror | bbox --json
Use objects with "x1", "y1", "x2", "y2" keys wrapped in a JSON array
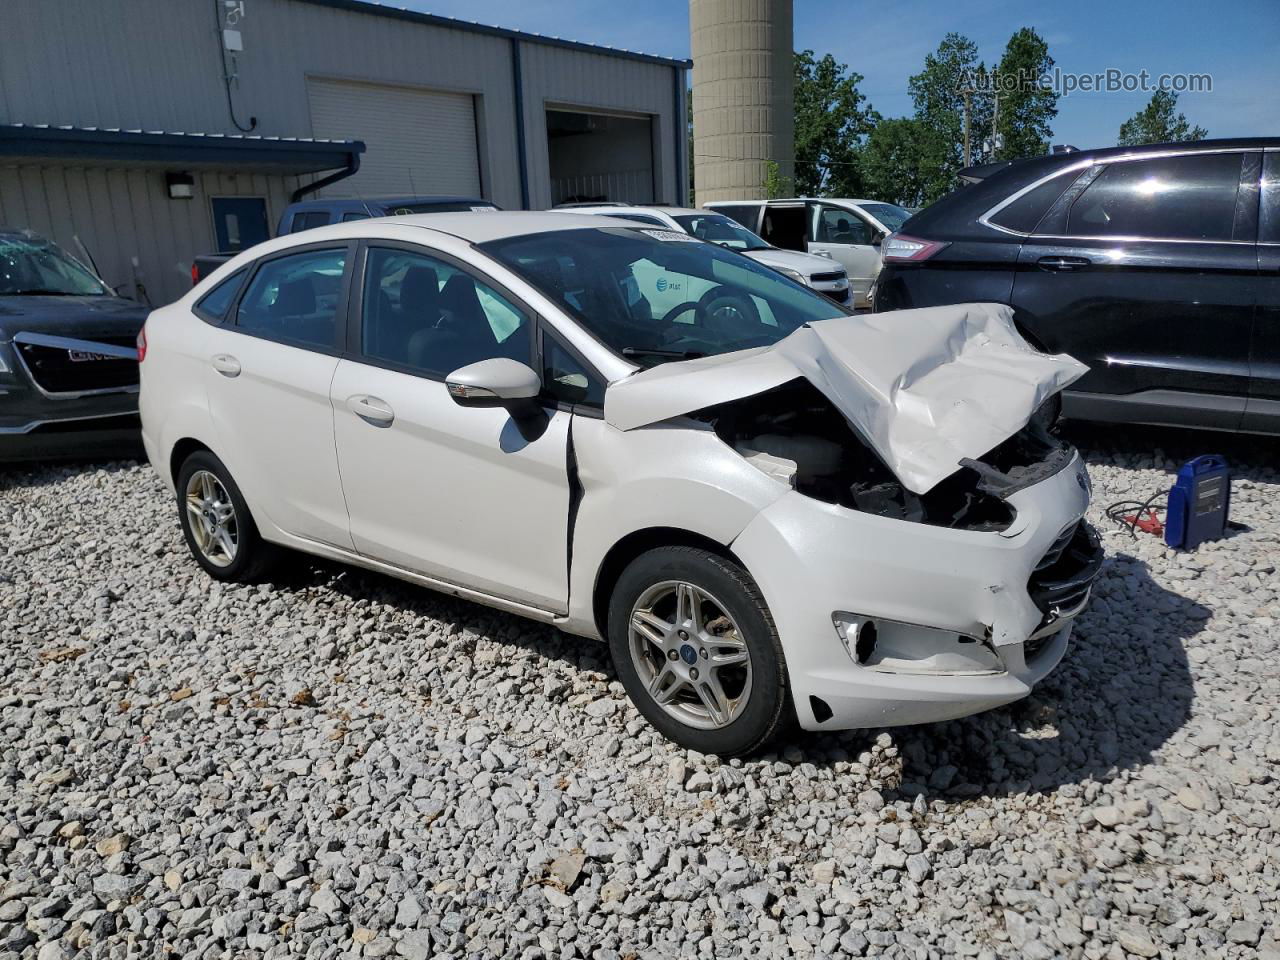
[
  {"x1": 871, "y1": 233, "x2": 883, "y2": 247},
  {"x1": 445, "y1": 358, "x2": 541, "y2": 407}
]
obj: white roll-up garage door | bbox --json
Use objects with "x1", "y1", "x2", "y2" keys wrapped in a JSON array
[{"x1": 307, "y1": 78, "x2": 481, "y2": 198}]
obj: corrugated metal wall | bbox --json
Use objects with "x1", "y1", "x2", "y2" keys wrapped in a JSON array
[
  {"x1": 519, "y1": 43, "x2": 680, "y2": 209},
  {"x1": 0, "y1": 0, "x2": 683, "y2": 211},
  {"x1": 0, "y1": 0, "x2": 686, "y2": 303},
  {"x1": 0, "y1": 164, "x2": 298, "y2": 305}
]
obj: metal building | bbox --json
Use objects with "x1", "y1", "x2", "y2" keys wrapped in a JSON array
[
  {"x1": 0, "y1": 0, "x2": 689, "y2": 304},
  {"x1": 690, "y1": 0, "x2": 793, "y2": 205}
]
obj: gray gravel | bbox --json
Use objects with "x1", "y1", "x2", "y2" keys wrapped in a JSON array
[{"x1": 2, "y1": 428, "x2": 1278, "y2": 959}]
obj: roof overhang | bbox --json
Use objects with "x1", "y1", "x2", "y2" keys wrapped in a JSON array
[{"x1": 0, "y1": 124, "x2": 365, "y2": 174}]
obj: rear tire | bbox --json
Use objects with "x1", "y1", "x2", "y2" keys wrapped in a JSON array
[
  {"x1": 175, "y1": 450, "x2": 279, "y2": 582},
  {"x1": 607, "y1": 546, "x2": 790, "y2": 757}
]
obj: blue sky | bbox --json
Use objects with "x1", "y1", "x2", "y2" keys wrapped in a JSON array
[{"x1": 395, "y1": 0, "x2": 1277, "y2": 150}]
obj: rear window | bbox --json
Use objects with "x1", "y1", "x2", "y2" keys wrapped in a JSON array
[
  {"x1": 988, "y1": 172, "x2": 1078, "y2": 233},
  {"x1": 289, "y1": 211, "x2": 331, "y2": 233},
  {"x1": 194, "y1": 268, "x2": 247, "y2": 322}
]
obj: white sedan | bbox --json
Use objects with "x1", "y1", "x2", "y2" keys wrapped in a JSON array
[{"x1": 139, "y1": 213, "x2": 1102, "y2": 757}]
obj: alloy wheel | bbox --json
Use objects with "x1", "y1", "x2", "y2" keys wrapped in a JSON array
[
  {"x1": 628, "y1": 580, "x2": 752, "y2": 729},
  {"x1": 184, "y1": 470, "x2": 238, "y2": 568}
]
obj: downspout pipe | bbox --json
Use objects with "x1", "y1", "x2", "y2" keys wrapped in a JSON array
[{"x1": 290, "y1": 145, "x2": 365, "y2": 203}]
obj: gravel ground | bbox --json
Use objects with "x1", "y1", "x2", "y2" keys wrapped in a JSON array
[{"x1": 1, "y1": 426, "x2": 1278, "y2": 960}]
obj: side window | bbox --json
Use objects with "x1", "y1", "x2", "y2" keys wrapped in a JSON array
[
  {"x1": 989, "y1": 172, "x2": 1078, "y2": 233},
  {"x1": 236, "y1": 248, "x2": 346, "y2": 348},
  {"x1": 194, "y1": 267, "x2": 247, "y2": 322},
  {"x1": 361, "y1": 246, "x2": 532, "y2": 376},
  {"x1": 714, "y1": 205, "x2": 760, "y2": 231},
  {"x1": 815, "y1": 206, "x2": 872, "y2": 245},
  {"x1": 542, "y1": 333, "x2": 605, "y2": 407},
  {"x1": 342, "y1": 212, "x2": 371, "y2": 223},
  {"x1": 1066, "y1": 153, "x2": 1244, "y2": 241},
  {"x1": 289, "y1": 211, "x2": 331, "y2": 234},
  {"x1": 1260, "y1": 153, "x2": 1280, "y2": 244}
]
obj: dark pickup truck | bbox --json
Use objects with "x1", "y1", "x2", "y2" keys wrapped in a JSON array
[{"x1": 192, "y1": 195, "x2": 500, "y2": 284}]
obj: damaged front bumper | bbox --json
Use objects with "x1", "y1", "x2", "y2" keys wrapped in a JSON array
[{"x1": 732, "y1": 450, "x2": 1101, "y2": 730}]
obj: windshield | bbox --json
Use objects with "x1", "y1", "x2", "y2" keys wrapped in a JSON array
[
  {"x1": 0, "y1": 235, "x2": 107, "y2": 296},
  {"x1": 480, "y1": 227, "x2": 849, "y2": 367},
  {"x1": 672, "y1": 213, "x2": 770, "y2": 251},
  {"x1": 859, "y1": 202, "x2": 913, "y2": 232}
]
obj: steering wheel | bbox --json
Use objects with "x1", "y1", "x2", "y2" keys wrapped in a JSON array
[
  {"x1": 659, "y1": 302, "x2": 700, "y2": 325},
  {"x1": 658, "y1": 286, "x2": 761, "y2": 330}
]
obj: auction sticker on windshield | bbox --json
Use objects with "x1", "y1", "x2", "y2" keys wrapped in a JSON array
[{"x1": 639, "y1": 229, "x2": 698, "y2": 243}]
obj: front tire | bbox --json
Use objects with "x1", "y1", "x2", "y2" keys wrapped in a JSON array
[
  {"x1": 608, "y1": 546, "x2": 790, "y2": 757},
  {"x1": 175, "y1": 450, "x2": 278, "y2": 582}
]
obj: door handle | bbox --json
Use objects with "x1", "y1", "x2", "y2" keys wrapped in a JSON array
[
  {"x1": 211, "y1": 354, "x2": 241, "y2": 377},
  {"x1": 1037, "y1": 256, "x2": 1091, "y2": 272},
  {"x1": 347, "y1": 394, "x2": 395, "y2": 427}
]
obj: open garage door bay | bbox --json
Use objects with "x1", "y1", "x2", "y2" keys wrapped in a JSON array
[{"x1": 308, "y1": 78, "x2": 480, "y2": 198}]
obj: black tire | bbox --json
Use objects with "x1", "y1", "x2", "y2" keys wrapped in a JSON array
[
  {"x1": 607, "y1": 546, "x2": 790, "y2": 757},
  {"x1": 175, "y1": 450, "x2": 279, "y2": 582}
]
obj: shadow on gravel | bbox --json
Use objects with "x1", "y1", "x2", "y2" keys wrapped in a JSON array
[
  {"x1": 265, "y1": 557, "x2": 604, "y2": 674},
  {"x1": 887, "y1": 558, "x2": 1207, "y2": 800}
]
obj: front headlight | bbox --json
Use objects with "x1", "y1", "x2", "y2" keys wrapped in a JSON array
[{"x1": 774, "y1": 266, "x2": 809, "y2": 286}]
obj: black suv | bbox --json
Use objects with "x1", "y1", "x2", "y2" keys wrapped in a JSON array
[{"x1": 873, "y1": 139, "x2": 1278, "y2": 434}]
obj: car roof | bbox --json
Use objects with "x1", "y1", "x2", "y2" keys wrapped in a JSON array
[
  {"x1": 389, "y1": 210, "x2": 621, "y2": 243},
  {"x1": 287, "y1": 195, "x2": 492, "y2": 211}
]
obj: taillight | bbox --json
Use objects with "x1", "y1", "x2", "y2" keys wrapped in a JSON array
[
  {"x1": 191, "y1": 262, "x2": 199, "y2": 286},
  {"x1": 136, "y1": 326, "x2": 147, "y2": 363},
  {"x1": 881, "y1": 233, "x2": 949, "y2": 263}
]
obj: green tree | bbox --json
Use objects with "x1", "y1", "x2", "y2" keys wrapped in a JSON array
[
  {"x1": 993, "y1": 27, "x2": 1058, "y2": 160},
  {"x1": 793, "y1": 50, "x2": 879, "y2": 196},
  {"x1": 1118, "y1": 90, "x2": 1208, "y2": 146},
  {"x1": 860, "y1": 118, "x2": 945, "y2": 208},
  {"x1": 907, "y1": 33, "x2": 991, "y2": 199}
]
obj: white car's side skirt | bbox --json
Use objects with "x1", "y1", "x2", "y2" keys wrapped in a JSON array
[{"x1": 277, "y1": 531, "x2": 569, "y2": 626}]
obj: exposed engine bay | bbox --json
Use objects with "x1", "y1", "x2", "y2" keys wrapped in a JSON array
[{"x1": 696, "y1": 379, "x2": 1075, "y2": 532}]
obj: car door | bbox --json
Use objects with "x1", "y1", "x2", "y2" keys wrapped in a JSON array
[
  {"x1": 203, "y1": 242, "x2": 355, "y2": 548},
  {"x1": 806, "y1": 202, "x2": 881, "y2": 306},
  {"x1": 1245, "y1": 150, "x2": 1279, "y2": 432},
  {"x1": 1010, "y1": 150, "x2": 1257, "y2": 430},
  {"x1": 330, "y1": 241, "x2": 572, "y2": 612}
]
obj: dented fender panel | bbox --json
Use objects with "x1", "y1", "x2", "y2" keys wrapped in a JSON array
[{"x1": 604, "y1": 303, "x2": 1088, "y2": 494}]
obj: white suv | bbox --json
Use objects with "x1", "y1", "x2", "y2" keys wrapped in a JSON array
[
  {"x1": 139, "y1": 212, "x2": 1101, "y2": 757},
  {"x1": 706, "y1": 198, "x2": 914, "y2": 308},
  {"x1": 555, "y1": 205, "x2": 852, "y2": 306}
]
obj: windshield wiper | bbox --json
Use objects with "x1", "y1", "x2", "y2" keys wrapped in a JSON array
[{"x1": 621, "y1": 346, "x2": 706, "y2": 361}]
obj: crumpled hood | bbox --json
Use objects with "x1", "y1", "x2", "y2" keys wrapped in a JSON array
[{"x1": 604, "y1": 303, "x2": 1089, "y2": 494}]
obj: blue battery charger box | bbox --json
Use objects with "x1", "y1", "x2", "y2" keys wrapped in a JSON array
[{"x1": 1165, "y1": 455, "x2": 1230, "y2": 549}]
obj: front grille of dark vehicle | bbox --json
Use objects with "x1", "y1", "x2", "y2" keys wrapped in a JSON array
[
  {"x1": 810, "y1": 271, "x2": 846, "y2": 284},
  {"x1": 1028, "y1": 521, "x2": 1104, "y2": 622},
  {"x1": 30, "y1": 413, "x2": 141, "y2": 434},
  {"x1": 16, "y1": 335, "x2": 139, "y2": 394}
]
